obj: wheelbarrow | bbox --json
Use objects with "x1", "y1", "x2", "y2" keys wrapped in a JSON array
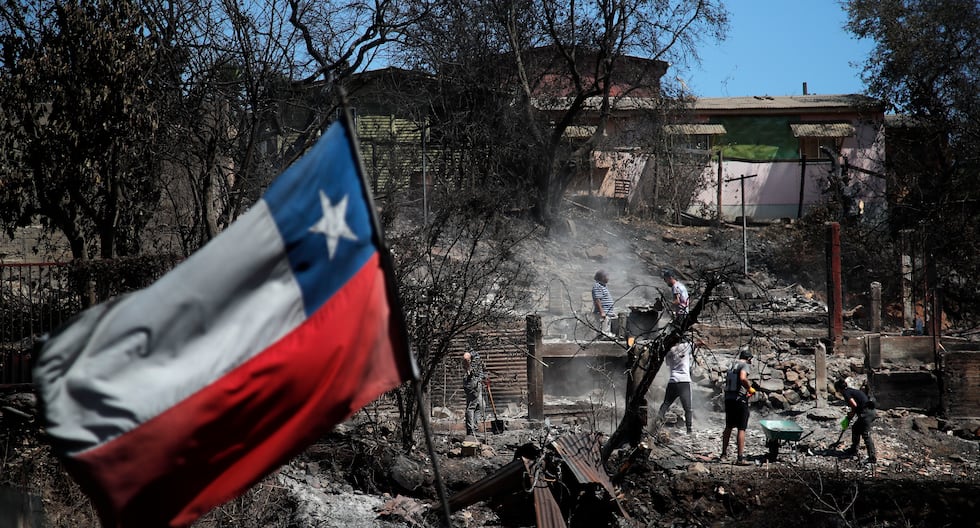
[{"x1": 759, "y1": 419, "x2": 812, "y2": 462}]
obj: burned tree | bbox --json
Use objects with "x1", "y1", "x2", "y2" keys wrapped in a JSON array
[
  {"x1": 386, "y1": 182, "x2": 537, "y2": 450},
  {"x1": 846, "y1": 0, "x2": 980, "y2": 318},
  {"x1": 601, "y1": 272, "x2": 721, "y2": 461},
  {"x1": 0, "y1": 0, "x2": 169, "y2": 263},
  {"x1": 394, "y1": 0, "x2": 729, "y2": 230}
]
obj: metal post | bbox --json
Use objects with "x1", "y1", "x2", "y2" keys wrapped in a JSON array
[
  {"x1": 741, "y1": 177, "x2": 747, "y2": 275},
  {"x1": 724, "y1": 174, "x2": 757, "y2": 275},
  {"x1": 526, "y1": 314, "x2": 544, "y2": 422},
  {"x1": 826, "y1": 222, "x2": 843, "y2": 353},
  {"x1": 716, "y1": 151, "x2": 724, "y2": 225}
]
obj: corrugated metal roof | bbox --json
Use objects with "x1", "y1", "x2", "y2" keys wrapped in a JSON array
[
  {"x1": 563, "y1": 125, "x2": 597, "y2": 139},
  {"x1": 691, "y1": 94, "x2": 882, "y2": 112},
  {"x1": 551, "y1": 433, "x2": 616, "y2": 498},
  {"x1": 535, "y1": 94, "x2": 884, "y2": 114},
  {"x1": 524, "y1": 458, "x2": 568, "y2": 528},
  {"x1": 551, "y1": 433, "x2": 632, "y2": 521},
  {"x1": 790, "y1": 122, "x2": 855, "y2": 138},
  {"x1": 447, "y1": 459, "x2": 527, "y2": 512},
  {"x1": 663, "y1": 123, "x2": 727, "y2": 135}
]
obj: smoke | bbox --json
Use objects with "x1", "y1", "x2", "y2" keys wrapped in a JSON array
[
  {"x1": 523, "y1": 211, "x2": 711, "y2": 432},
  {"x1": 646, "y1": 369, "x2": 719, "y2": 433},
  {"x1": 529, "y1": 214, "x2": 676, "y2": 340},
  {"x1": 544, "y1": 356, "x2": 629, "y2": 401}
]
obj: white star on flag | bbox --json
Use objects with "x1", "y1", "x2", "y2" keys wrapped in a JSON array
[{"x1": 309, "y1": 190, "x2": 358, "y2": 259}]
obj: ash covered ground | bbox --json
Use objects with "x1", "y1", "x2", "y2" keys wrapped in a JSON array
[
  {"x1": 273, "y1": 383, "x2": 979, "y2": 528},
  {"x1": 269, "y1": 212, "x2": 980, "y2": 527},
  {"x1": 3, "y1": 211, "x2": 979, "y2": 527}
]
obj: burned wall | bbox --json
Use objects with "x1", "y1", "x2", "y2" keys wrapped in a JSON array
[
  {"x1": 865, "y1": 336, "x2": 980, "y2": 419},
  {"x1": 941, "y1": 349, "x2": 980, "y2": 419}
]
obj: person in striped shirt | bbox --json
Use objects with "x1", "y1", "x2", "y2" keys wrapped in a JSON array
[{"x1": 592, "y1": 270, "x2": 614, "y2": 336}]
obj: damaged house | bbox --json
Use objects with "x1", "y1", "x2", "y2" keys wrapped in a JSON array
[{"x1": 678, "y1": 91, "x2": 888, "y2": 223}]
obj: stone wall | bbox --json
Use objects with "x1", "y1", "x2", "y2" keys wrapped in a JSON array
[{"x1": 694, "y1": 344, "x2": 866, "y2": 411}]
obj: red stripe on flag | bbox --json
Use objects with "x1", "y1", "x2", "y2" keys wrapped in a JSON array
[{"x1": 67, "y1": 253, "x2": 407, "y2": 527}]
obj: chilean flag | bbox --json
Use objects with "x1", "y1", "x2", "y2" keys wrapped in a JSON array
[{"x1": 33, "y1": 117, "x2": 416, "y2": 527}]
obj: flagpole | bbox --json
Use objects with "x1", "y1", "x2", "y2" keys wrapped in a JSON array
[
  {"x1": 334, "y1": 85, "x2": 453, "y2": 527},
  {"x1": 334, "y1": 86, "x2": 418, "y2": 382},
  {"x1": 414, "y1": 379, "x2": 453, "y2": 526}
]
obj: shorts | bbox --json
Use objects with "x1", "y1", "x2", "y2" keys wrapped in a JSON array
[{"x1": 724, "y1": 398, "x2": 749, "y2": 430}]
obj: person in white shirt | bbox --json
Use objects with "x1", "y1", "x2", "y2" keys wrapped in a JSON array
[
  {"x1": 656, "y1": 340, "x2": 694, "y2": 434},
  {"x1": 662, "y1": 270, "x2": 689, "y2": 318}
]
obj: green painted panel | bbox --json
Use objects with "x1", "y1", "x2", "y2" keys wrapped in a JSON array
[
  {"x1": 723, "y1": 144, "x2": 780, "y2": 159},
  {"x1": 713, "y1": 116, "x2": 800, "y2": 161}
]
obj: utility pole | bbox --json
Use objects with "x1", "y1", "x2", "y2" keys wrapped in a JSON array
[
  {"x1": 421, "y1": 122, "x2": 428, "y2": 225},
  {"x1": 724, "y1": 174, "x2": 757, "y2": 275},
  {"x1": 716, "y1": 151, "x2": 724, "y2": 226}
]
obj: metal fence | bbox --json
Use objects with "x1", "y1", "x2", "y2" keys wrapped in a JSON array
[{"x1": 0, "y1": 262, "x2": 80, "y2": 385}]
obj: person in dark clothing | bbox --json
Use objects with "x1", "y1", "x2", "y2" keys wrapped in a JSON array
[
  {"x1": 835, "y1": 379, "x2": 877, "y2": 464},
  {"x1": 721, "y1": 348, "x2": 756, "y2": 465},
  {"x1": 462, "y1": 351, "x2": 486, "y2": 437}
]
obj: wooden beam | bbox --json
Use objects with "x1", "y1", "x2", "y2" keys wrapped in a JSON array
[
  {"x1": 539, "y1": 340, "x2": 628, "y2": 358},
  {"x1": 526, "y1": 315, "x2": 544, "y2": 422}
]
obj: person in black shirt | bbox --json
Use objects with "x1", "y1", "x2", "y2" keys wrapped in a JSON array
[{"x1": 835, "y1": 379, "x2": 877, "y2": 464}]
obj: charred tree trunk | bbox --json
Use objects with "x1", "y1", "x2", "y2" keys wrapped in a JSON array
[{"x1": 601, "y1": 276, "x2": 719, "y2": 462}]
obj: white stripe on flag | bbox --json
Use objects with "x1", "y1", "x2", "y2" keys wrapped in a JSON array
[{"x1": 37, "y1": 201, "x2": 307, "y2": 450}]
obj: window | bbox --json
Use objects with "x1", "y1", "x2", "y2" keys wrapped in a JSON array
[
  {"x1": 799, "y1": 137, "x2": 839, "y2": 159},
  {"x1": 663, "y1": 123, "x2": 726, "y2": 154},
  {"x1": 682, "y1": 134, "x2": 713, "y2": 151},
  {"x1": 790, "y1": 123, "x2": 854, "y2": 159}
]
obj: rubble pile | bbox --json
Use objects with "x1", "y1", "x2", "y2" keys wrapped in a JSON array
[{"x1": 695, "y1": 345, "x2": 865, "y2": 412}]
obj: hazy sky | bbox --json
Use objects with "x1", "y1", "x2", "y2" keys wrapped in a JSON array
[{"x1": 685, "y1": 0, "x2": 875, "y2": 98}]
